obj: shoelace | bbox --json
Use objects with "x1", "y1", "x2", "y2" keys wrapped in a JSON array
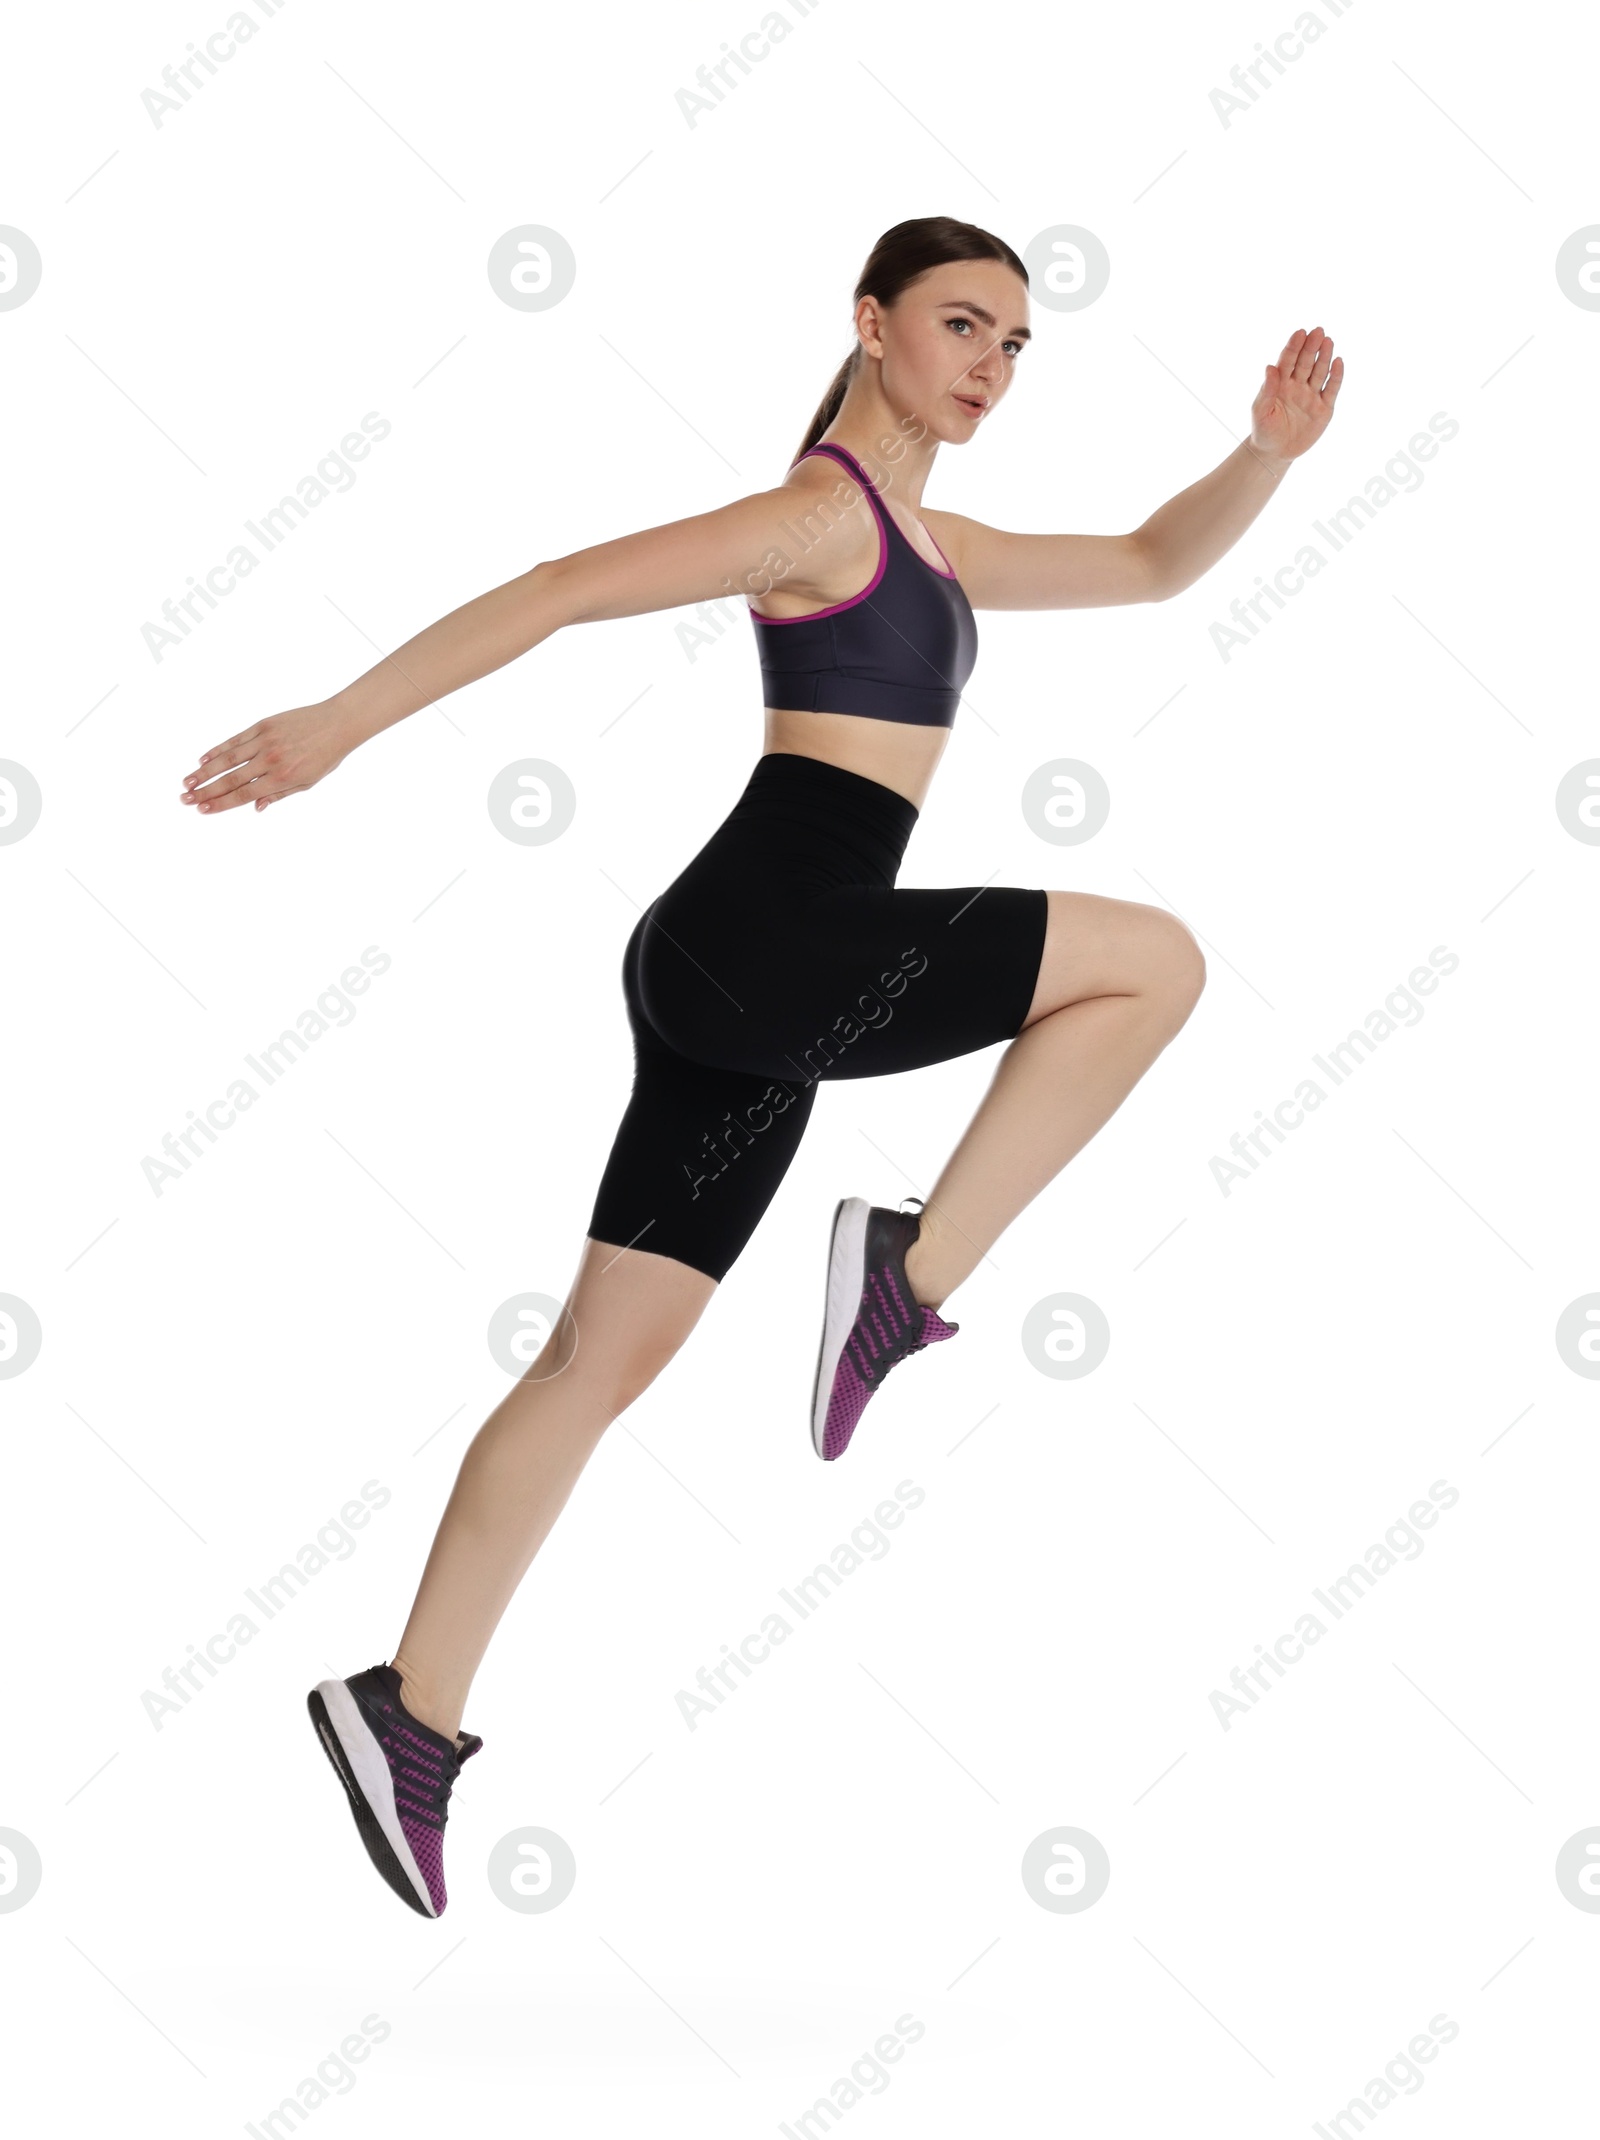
[
  {"x1": 849, "y1": 1293, "x2": 926, "y2": 1382},
  {"x1": 372, "y1": 1701, "x2": 461, "y2": 1832}
]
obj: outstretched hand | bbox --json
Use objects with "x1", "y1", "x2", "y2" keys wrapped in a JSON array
[
  {"x1": 179, "y1": 702, "x2": 358, "y2": 814},
  {"x1": 1250, "y1": 326, "x2": 1344, "y2": 464}
]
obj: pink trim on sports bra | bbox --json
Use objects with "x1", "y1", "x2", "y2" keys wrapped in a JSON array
[
  {"x1": 921, "y1": 528, "x2": 958, "y2": 578},
  {"x1": 747, "y1": 441, "x2": 956, "y2": 622},
  {"x1": 823, "y1": 441, "x2": 960, "y2": 579}
]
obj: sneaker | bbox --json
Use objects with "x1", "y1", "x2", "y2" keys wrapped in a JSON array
[
  {"x1": 810, "y1": 1196, "x2": 959, "y2": 1461},
  {"x1": 307, "y1": 1663, "x2": 482, "y2": 1918}
]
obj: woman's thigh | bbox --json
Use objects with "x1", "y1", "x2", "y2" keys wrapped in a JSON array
[
  {"x1": 580, "y1": 901, "x2": 817, "y2": 1281},
  {"x1": 587, "y1": 1006, "x2": 819, "y2": 1285},
  {"x1": 1020, "y1": 891, "x2": 1206, "y2": 1030},
  {"x1": 639, "y1": 880, "x2": 1051, "y2": 1084}
]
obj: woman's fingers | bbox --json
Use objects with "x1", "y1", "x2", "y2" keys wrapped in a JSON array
[
  {"x1": 182, "y1": 714, "x2": 287, "y2": 810},
  {"x1": 1276, "y1": 327, "x2": 1307, "y2": 376},
  {"x1": 185, "y1": 757, "x2": 273, "y2": 811},
  {"x1": 1292, "y1": 327, "x2": 1326, "y2": 383},
  {"x1": 181, "y1": 756, "x2": 258, "y2": 803},
  {"x1": 183, "y1": 724, "x2": 263, "y2": 789},
  {"x1": 191, "y1": 783, "x2": 259, "y2": 813}
]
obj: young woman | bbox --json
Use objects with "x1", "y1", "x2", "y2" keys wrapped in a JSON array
[{"x1": 180, "y1": 217, "x2": 1342, "y2": 1918}]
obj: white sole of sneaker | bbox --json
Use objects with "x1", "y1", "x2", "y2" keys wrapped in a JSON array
[
  {"x1": 312, "y1": 1676, "x2": 437, "y2": 1917},
  {"x1": 811, "y1": 1196, "x2": 869, "y2": 1458}
]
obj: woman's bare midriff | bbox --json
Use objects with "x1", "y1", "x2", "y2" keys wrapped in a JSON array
[{"x1": 762, "y1": 706, "x2": 950, "y2": 811}]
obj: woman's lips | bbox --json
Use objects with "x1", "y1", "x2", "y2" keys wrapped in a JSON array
[{"x1": 953, "y1": 393, "x2": 986, "y2": 417}]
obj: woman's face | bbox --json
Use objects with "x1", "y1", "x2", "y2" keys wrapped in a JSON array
[{"x1": 859, "y1": 259, "x2": 1031, "y2": 443}]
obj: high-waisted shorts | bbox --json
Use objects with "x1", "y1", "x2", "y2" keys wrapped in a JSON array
[{"x1": 587, "y1": 751, "x2": 1049, "y2": 1282}]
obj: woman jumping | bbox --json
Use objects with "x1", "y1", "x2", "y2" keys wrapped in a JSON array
[{"x1": 180, "y1": 216, "x2": 1342, "y2": 1918}]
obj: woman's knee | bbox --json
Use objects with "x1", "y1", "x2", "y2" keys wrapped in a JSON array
[
  {"x1": 531, "y1": 1307, "x2": 693, "y2": 1417},
  {"x1": 561, "y1": 1239, "x2": 719, "y2": 1413},
  {"x1": 602, "y1": 1339, "x2": 685, "y2": 1414},
  {"x1": 1030, "y1": 891, "x2": 1205, "y2": 1022},
  {"x1": 1148, "y1": 910, "x2": 1206, "y2": 1022}
]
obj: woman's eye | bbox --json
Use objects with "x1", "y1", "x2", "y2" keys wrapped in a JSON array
[{"x1": 948, "y1": 317, "x2": 1022, "y2": 357}]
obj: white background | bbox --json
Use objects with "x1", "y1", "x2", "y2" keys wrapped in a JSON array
[{"x1": 4, "y1": 0, "x2": 1597, "y2": 2131}]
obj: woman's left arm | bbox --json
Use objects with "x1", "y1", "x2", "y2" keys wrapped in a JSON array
[{"x1": 935, "y1": 326, "x2": 1344, "y2": 609}]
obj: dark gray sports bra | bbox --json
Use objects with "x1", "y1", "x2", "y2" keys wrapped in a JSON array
[{"x1": 748, "y1": 440, "x2": 978, "y2": 728}]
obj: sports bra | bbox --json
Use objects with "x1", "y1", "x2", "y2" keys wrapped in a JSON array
[{"x1": 747, "y1": 440, "x2": 978, "y2": 728}]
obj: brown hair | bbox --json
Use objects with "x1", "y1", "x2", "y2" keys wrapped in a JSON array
[{"x1": 794, "y1": 216, "x2": 1029, "y2": 464}]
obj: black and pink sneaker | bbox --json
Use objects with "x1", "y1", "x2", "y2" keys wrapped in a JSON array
[
  {"x1": 811, "y1": 1196, "x2": 959, "y2": 1461},
  {"x1": 308, "y1": 1663, "x2": 482, "y2": 1918}
]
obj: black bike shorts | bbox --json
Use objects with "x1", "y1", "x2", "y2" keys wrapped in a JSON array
[{"x1": 587, "y1": 751, "x2": 1048, "y2": 1282}]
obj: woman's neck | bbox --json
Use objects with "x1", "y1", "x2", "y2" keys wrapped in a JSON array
[{"x1": 816, "y1": 393, "x2": 940, "y2": 507}]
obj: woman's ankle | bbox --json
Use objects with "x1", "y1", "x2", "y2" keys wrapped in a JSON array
[
  {"x1": 390, "y1": 1651, "x2": 464, "y2": 1742},
  {"x1": 902, "y1": 1221, "x2": 950, "y2": 1312}
]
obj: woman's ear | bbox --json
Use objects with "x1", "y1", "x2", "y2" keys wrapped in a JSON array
[{"x1": 854, "y1": 294, "x2": 887, "y2": 361}]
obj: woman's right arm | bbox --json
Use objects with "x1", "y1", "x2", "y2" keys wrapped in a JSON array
[{"x1": 180, "y1": 482, "x2": 821, "y2": 814}]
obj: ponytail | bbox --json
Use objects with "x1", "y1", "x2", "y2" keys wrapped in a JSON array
[{"x1": 794, "y1": 349, "x2": 859, "y2": 466}]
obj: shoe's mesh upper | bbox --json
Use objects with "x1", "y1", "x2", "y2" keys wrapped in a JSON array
[
  {"x1": 824, "y1": 1301, "x2": 957, "y2": 1459},
  {"x1": 401, "y1": 1807, "x2": 446, "y2": 1911}
]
